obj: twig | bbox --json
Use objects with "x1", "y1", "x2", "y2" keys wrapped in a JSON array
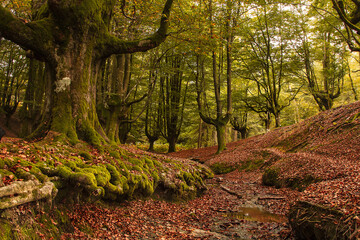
[
  {"x1": 350, "y1": 222, "x2": 358, "y2": 239},
  {"x1": 258, "y1": 195, "x2": 286, "y2": 200},
  {"x1": 220, "y1": 185, "x2": 242, "y2": 199}
]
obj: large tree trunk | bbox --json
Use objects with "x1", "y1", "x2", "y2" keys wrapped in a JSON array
[
  {"x1": 48, "y1": 37, "x2": 107, "y2": 146},
  {"x1": 0, "y1": 0, "x2": 174, "y2": 145},
  {"x1": 159, "y1": 55, "x2": 186, "y2": 153},
  {"x1": 274, "y1": 112, "x2": 281, "y2": 128}
]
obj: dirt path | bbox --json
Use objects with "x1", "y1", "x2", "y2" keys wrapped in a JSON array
[{"x1": 63, "y1": 169, "x2": 299, "y2": 239}]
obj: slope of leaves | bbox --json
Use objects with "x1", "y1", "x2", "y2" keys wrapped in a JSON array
[
  {"x1": 1, "y1": 101, "x2": 360, "y2": 239},
  {"x1": 171, "y1": 101, "x2": 360, "y2": 238}
]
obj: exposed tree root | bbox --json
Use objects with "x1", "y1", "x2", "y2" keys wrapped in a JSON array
[{"x1": 0, "y1": 180, "x2": 57, "y2": 209}]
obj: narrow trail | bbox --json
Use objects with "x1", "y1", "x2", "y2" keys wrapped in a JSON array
[{"x1": 63, "y1": 169, "x2": 299, "y2": 239}]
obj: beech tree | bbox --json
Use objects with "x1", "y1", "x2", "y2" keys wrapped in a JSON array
[
  {"x1": 159, "y1": 54, "x2": 188, "y2": 153},
  {"x1": 238, "y1": 1, "x2": 301, "y2": 128},
  {"x1": 298, "y1": 13, "x2": 347, "y2": 111},
  {"x1": 0, "y1": 0, "x2": 174, "y2": 146},
  {"x1": 195, "y1": 0, "x2": 237, "y2": 154}
]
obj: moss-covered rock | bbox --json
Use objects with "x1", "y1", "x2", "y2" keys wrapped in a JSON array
[
  {"x1": 262, "y1": 167, "x2": 321, "y2": 190},
  {"x1": 289, "y1": 201, "x2": 353, "y2": 240},
  {"x1": 262, "y1": 167, "x2": 281, "y2": 188},
  {"x1": 210, "y1": 162, "x2": 237, "y2": 174}
]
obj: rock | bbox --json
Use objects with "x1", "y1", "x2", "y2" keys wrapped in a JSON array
[
  {"x1": 0, "y1": 181, "x2": 57, "y2": 209},
  {"x1": 289, "y1": 201, "x2": 353, "y2": 240}
]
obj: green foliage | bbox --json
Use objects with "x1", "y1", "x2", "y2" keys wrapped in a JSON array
[{"x1": 0, "y1": 220, "x2": 14, "y2": 240}]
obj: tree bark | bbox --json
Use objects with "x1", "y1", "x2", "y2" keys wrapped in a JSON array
[{"x1": 215, "y1": 123, "x2": 227, "y2": 154}]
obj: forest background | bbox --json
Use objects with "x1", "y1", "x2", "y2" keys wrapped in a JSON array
[{"x1": 0, "y1": 0, "x2": 359, "y2": 153}]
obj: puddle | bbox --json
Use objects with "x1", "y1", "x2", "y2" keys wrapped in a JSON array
[{"x1": 225, "y1": 207, "x2": 287, "y2": 223}]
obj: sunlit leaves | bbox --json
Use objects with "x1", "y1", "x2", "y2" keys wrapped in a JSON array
[{"x1": 2, "y1": 0, "x2": 31, "y2": 21}]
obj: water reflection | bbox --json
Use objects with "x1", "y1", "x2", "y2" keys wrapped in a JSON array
[{"x1": 225, "y1": 207, "x2": 287, "y2": 223}]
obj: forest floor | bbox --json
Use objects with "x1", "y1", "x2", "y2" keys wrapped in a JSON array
[
  {"x1": 60, "y1": 169, "x2": 298, "y2": 240},
  {"x1": 1, "y1": 101, "x2": 360, "y2": 239}
]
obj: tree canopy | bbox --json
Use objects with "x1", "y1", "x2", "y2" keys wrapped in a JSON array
[{"x1": 0, "y1": 0, "x2": 359, "y2": 152}]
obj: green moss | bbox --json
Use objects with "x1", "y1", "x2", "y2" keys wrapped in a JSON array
[
  {"x1": 109, "y1": 151, "x2": 120, "y2": 159},
  {"x1": 144, "y1": 158, "x2": 155, "y2": 168},
  {"x1": 128, "y1": 157, "x2": 144, "y2": 167},
  {"x1": 150, "y1": 170, "x2": 160, "y2": 183},
  {"x1": 57, "y1": 165, "x2": 98, "y2": 191},
  {"x1": 285, "y1": 175, "x2": 322, "y2": 191},
  {"x1": 29, "y1": 166, "x2": 48, "y2": 182},
  {"x1": 0, "y1": 220, "x2": 13, "y2": 240},
  {"x1": 0, "y1": 169, "x2": 14, "y2": 177},
  {"x1": 132, "y1": 165, "x2": 143, "y2": 172},
  {"x1": 180, "y1": 182, "x2": 190, "y2": 193},
  {"x1": 76, "y1": 121, "x2": 103, "y2": 150},
  {"x1": 0, "y1": 158, "x2": 6, "y2": 168},
  {"x1": 239, "y1": 159, "x2": 264, "y2": 171},
  {"x1": 262, "y1": 167, "x2": 281, "y2": 188},
  {"x1": 127, "y1": 174, "x2": 141, "y2": 196},
  {"x1": 199, "y1": 166, "x2": 214, "y2": 179},
  {"x1": 117, "y1": 162, "x2": 129, "y2": 177},
  {"x1": 63, "y1": 160, "x2": 79, "y2": 171},
  {"x1": 181, "y1": 171, "x2": 195, "y2": 185},
  {"x1": 142, "y1": 167, "x2": 151, "y2": 177},
  {"x1": 92, "y1": 165, "x2": 111, "y2": 187},
  {"x1": 119, "y1": 176, "x2": 129, "y2": 192},
  {"x1": 153, "y1": 159, "x2": 162, "y2": 167},
  {"x1": 79, "y1": 151, "x2": 92, "y2": 161},
  {"x1": 210, "y1": 162, "x2": 237, "y2": 174},
  {"x1": 104, "y1": 181, "x2": 124, "y2": 200}
]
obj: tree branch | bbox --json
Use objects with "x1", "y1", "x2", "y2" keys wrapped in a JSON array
[
  {"x1": 332, "y1": 0, "x2": 360, "y2": 32},
  {"x1": 0, "y1": 6, "x2": 54, "y2": 63},
  {"x1": 99, "y1": 0, "x2": 174, "y2": 59}
]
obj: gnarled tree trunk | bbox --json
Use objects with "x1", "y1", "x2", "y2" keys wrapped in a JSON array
[{"x1": 0, "y1": 0, "x2": 174, "y2": 146}]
